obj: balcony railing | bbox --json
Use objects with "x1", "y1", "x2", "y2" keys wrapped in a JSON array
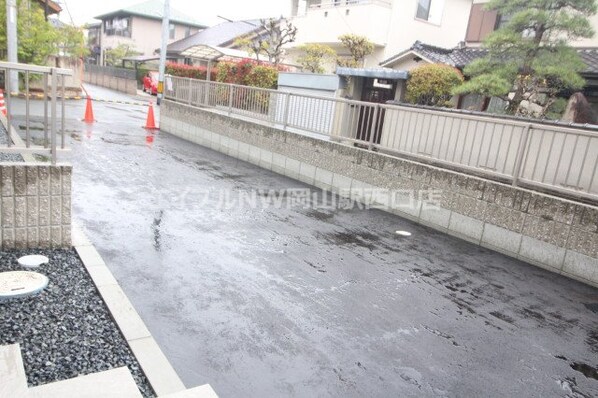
[
  {"x1": 164, "y1": 76, "x2": 598, "y2": 203},
  {"x1": 0, "y1": 61, "x2": 73, "y2": 164},
  {"x1": 307, "y1": 0, "x2": 392, "y2": 10}
]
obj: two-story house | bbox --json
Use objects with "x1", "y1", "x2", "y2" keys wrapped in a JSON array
[
  {"x1": 378, "y1": 0, "x2": 598, "y2": 112},
  {"x1": 287, "y1": 0, "x2": 475, "y2": 69},
  {"x1": 93, "y1": 0, "x2": 208, "y2": 66}
]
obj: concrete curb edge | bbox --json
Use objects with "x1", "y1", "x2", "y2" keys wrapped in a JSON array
[{"x1": 71, "y1": 221, "x2": 218, "y2": 398}]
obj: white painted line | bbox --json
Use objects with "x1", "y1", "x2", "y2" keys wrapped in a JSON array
[{"x1": 395, "y1": 230, "x2": 412, "y2": 237}]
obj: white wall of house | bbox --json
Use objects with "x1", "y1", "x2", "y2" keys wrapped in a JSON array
[
  {"x1": 100, "y1": 16, "x2": 200, "y2": 64},
  {"x1": 288, "y1": 0, "x2": 473, "y2": 70},
  {"x1": 384, "y1": 0, "x2": 472, "y2": 58}
]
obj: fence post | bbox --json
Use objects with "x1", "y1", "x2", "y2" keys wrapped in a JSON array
[
  {"x1": 5, "y1": 68, "x2": 11, "y2": 148},
  {"x1": 283, "y1": 92, "x2": 291, "y2": 131},
  {"x1": 50, "y1": 67, "x2": 58, "y2": 165},
  {"x1": 203, "y1": 81, "x2": 210, "y2": 106},
  {"x1": 512, "y1": 124, "x2": 532, "y2": 187},
  {"x1": 188, "y1": 77, "x2": 192, "y2": 105},
  {"x1": 228, "y1": 85, "x2": 235, "y2": 115},
  {"x1": 368, "y1": 104, "x2": 380, "y2": 151}
]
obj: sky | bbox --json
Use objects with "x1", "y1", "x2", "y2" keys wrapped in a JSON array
[{"x1": 59, "y1": 0, "x2": 291, "y2": 26}]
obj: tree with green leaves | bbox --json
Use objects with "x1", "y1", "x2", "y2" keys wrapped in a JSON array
[
  {"x1": 104, "y1": 44, "x2": 140, "y2": 67},
  {"x1": 55, "y1": 24, "x2": 88, "y2": 59},
  {"x1": 0, "y1": 1, "x2": 87, "y2": 65},
  {"x1": 454, "y1": 0, "x2": 597, "y2": 117},
  {"x1": 297, "y1": 43, "x2": 336, "y2": 73},
  {"x1": 0, "y1": 0, "x2": 57, "y2": 65},
  {"x1": 337, "y1": 34, "x2": 374, "y2": 68}
]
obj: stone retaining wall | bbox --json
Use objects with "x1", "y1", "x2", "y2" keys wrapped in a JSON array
[
  {"x1": 161, "y1": 100, "x2": 598, "y2": 287},
  {"x1": 0, "y1": 163, "x2": 71, "y2": 249}
]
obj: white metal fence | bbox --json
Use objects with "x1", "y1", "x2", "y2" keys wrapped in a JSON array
[
  {"x1": 164, "y1": 76, "x2": 598, "y2": 202},
  {"x1": 0, "y1": 61, "x2": 72, "y2": 164}
]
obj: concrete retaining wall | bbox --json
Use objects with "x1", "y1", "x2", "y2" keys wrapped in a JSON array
[
  {"x1": 83, "y1": 71, "x2": 137, "y2": 96},
  {"x1": 0, "y1": 163, "x2": 71, "y2": 249},
  {"x1": 161, "y1": 100, "x2": 598, "y2": 287}
]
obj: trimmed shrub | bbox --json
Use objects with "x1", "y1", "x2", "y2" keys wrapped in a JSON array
[
  {"x1": 245, "y1": 65, "x2": 278, "y2": 89},
  {"x1": 216, "y1": 59, "x2": 279, "y2": 88},
  {"x1": 406, "y1": 64, "x2": 464, "y2": 107},
  {"x1": 167, "y1": 59, "x2": 280, "y2": 89},
  {"x1": 165, "y1": 62, "x2": 217, "y2": 80}
]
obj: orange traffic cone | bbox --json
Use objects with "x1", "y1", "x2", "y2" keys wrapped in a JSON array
[
  {"x1": 144, "y1": 102, "x2": 158, "y2": 130},
  {"x1": 0, "y1": 89, "x2": 7, "y2": 116},
  {"x1": 83, "y1": 97, "x2": 95, "y2": 122}
]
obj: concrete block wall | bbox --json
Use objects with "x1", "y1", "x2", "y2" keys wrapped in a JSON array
[
  {"x1": 83, "y1": 71, "x2": 137, "y2": 96},
  {"x1": 0, "y1": 163, "x2": 72, "y2": 249},
  {"x1": 161, "y1": 100, "x2": 598, "y2": 287}
]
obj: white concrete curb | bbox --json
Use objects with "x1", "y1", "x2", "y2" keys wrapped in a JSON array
[{"x1": 72, "y1": 221, "x2": 218, "y2": 398}]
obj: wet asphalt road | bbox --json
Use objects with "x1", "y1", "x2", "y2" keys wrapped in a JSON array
[{"x1": 11, "y1": 85, "x2": 598, "y2": 397}]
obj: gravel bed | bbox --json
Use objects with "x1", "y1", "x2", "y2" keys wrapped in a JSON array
[
  {"x1": 0, "y1": 122, "x2": 24, "y2": 161},
  {"x1": 0, "y1": 249, "x2": 155, "y2": 397}
]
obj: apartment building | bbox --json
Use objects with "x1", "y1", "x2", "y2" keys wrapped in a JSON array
[{"x1": 93, "y1": 0, "x2": 208, "y2": 66}]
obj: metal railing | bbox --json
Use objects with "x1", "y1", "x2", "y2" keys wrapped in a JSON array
[
  {"x1": 0, "y1": 61, "x2": 73, "y2": 164},
  {"x1": 164, "y1": 76, "x2": 598, "y2": 202}
]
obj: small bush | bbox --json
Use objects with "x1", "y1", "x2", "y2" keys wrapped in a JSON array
[
  {"x1": 245, "y1": 65, "x2": 278, "y2": 89},
  {"x1": 406, "y1": 64, "x2": 464, "y2": 107},
  {"x1": 216, "y1": 59, "x2": 279, "y2": 88}
]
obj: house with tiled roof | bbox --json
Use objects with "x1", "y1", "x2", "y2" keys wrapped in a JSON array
[
  {"x1": 380, "y1": 41, "x2": 598, "y2": 111},
  {"x1": 166, "y1": 19, "x2": 264, "y2": 64},
  {"x1": 93, "y1": 0, "x2": 209, "y2": 66}
]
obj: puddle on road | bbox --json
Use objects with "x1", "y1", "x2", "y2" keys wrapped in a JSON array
[
  {"x1": 554, "y1": 355, "x2": 598, "y2": 381},
  {"x1": 321, "y1": 230, "x2": 380, "y2": 251},
  {"x1": 571, "y1": 362, "x2": 598, "y2": 381}
]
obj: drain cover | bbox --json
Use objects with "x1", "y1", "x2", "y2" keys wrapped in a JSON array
[
  {"x1": 18, "y1": 255, "x2": 49, "y2": 268},
  {"x1": 0, "y1": 271, "x2": 49, "y2": 301}
]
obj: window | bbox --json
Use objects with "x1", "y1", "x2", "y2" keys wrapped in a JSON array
[
  {"x1": 465, "y1": 4, "x2": 498, "y2": 42},
  {"x1": 169, "y1": 23, "x2": 175, "y2": 40},
  {"x1": 104, "y1": 17, "x2": 131, "y2": 37},
  {"x1": 185, "y1": 26, "x2": 192, "y2": 38},
  {"x1": 415, "y1": 0, "x2": 444, "y2": 25},
  {"x1": 416, "y1": 0, "x2": 431, "y2": 20}
]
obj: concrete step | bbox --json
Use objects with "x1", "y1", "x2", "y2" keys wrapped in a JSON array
[
  {"x1": 28, "y1": 367, "x2": 143, "y2": 398},
  {"x1": 160, "y1": 384, "x2": 219, "y2": 398},
  {"x1": 0, "y1": 344, "x2": 28, "y2": 397},
  {"x1": 0, "y1": 344, "x2": 143, "y2": 398}
]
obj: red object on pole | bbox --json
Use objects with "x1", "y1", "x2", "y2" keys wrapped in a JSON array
[
  {"x1": 83, "y1": 97, "x2": 95, "y2": 122},
  {"x1": 0, "y1": 89, "x2": 7, "y2": 116},
  {"x1": 144, "y1": 102, "x2": 158, "y2": 129}
]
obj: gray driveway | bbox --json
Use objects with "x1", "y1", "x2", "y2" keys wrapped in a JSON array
[{"x1": 13, "y1": 85, "x2": 598, "y2": 397}]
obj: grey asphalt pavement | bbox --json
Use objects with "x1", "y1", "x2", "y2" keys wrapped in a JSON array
[{"x1": 9, "y1": 84, "x2": 598, "y2": 398}]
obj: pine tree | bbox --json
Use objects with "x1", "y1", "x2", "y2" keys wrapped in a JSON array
[{"x1": 454, "y1": 0, "x2": 597, "y2": 116}]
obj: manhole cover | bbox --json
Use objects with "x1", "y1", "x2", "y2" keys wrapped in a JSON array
[
  {"x1": 18, "y1": 255, "x2": 49, "y2": 268},
  {"x1": 0, "y1": 271, "x2": 49, "y2": 301}
]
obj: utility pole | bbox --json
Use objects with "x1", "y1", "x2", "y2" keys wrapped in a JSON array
[
  {"x1": 6, "y1": 0, "x2": 18, "y2": 94},
  {"x1": 157, "y1": 0, "x2": 170, "y2": 105}
]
